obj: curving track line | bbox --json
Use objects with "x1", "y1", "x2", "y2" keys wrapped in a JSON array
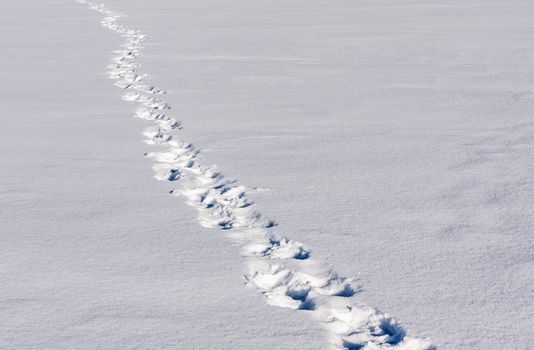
[{"x1": 76, "y1": 2, "x2": 435, "y2": 349}]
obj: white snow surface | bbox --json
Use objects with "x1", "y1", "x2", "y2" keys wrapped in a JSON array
[{"x1": 2, "y1": 0, "x2": 534, "y2": 349}]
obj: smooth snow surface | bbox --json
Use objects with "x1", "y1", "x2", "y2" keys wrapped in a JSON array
[{"x1": 2, "y1": 0, "x2": 534, "y2": 349}]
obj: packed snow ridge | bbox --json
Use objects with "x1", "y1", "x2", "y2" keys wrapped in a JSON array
[{"x1": 76, "y1": 1, "x2": 435, "y2": 349}]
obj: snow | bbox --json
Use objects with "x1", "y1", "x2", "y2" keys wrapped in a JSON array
[{"x1": 2, "y1": 0, "x2": 534, "y2": 349}]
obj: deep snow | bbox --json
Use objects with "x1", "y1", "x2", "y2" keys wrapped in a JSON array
[{"x1": 2, "y1": 0, "x2": 534, "y2": 349}]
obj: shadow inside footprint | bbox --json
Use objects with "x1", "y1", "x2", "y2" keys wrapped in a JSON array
[
  {"x1": 341, "y1": 340, "x2": 365, "y2": 350},
  {"x1": 298, "y1": 298, "x2": 315, "y2": 311},
  {"x1": 333, "y1": 283, "x2": 359, "y2": 298},
  {"x1": 294, "y1": 249, "x2": 310, "y2": 260},
  {"x1": 378, "y1": 319, "x2": 406, "y2": 345}
]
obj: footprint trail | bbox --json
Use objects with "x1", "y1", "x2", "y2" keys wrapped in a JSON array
[{"x1": 76, "y1": 2, "x2": 435, "y2": 349}]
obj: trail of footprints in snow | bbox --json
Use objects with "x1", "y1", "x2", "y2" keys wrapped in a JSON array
[{"x1": 78, "y1": 2, "x2": 435, "y2": 349}]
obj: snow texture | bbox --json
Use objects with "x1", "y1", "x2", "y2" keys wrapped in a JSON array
[
  {"x1": 74, "y1": 2, "x2": 434, "y2": 349},
  {"x1": 2, "y1": 0, "x2": 534, "y2": 349}
]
